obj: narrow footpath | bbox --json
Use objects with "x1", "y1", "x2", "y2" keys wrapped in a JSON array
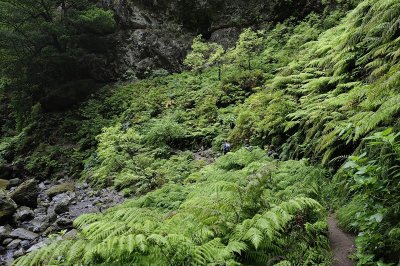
[{"x1": 328, "y1": 215, "x2": 356, "y2": 266}]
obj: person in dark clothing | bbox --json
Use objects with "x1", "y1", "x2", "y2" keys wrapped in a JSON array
[
  {"x1": 222, "y1": 140, "x2": 231, "y2": 155},
  {"x1": 267, "y1": 145, "x2": 278, "y2": 158}
]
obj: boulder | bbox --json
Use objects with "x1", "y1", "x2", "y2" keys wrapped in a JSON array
[
  {"x1": 38, "y1": 182, "x2": 47, "y2": 190},
  {"x1": 13, "y1": 247, "x2": 25, "y2": 258},
  {"x1": 27, "y1": 241, "x2": 47, "y2": 253},
  {"x1": 13, "y1": 207, "x2": 34, "y2": 223},
  {"x1": 45, "y1": 182, "x2": 75, "y2": 199},
  {"x1": 20, "y1": 240, "x2": 30, "y2": 248},
  {"x1": 46, "y1": 207, "x2": 57, "y2": 223},
  {"x1": 0, "y1": 179, "x2": 9, "y2": 190},
  {"x1": 34, "y1": 207, "x2": 47, "y2": 216},
  {"x1": 10, "y1": 228, "x2": 38, "y2": 240},
  {"x1": 0, "y1": 225, "x2": 11, "y2": 241},
  {"x1": 50, "y1": 193, "x2": 71, "y2": 216},
  {"x1": 3, "y1": 238, "x2": 12, "y2": 245},
  {"x1": 31, "y1": 215, "x2": 50, "y2": 233},
  {"x1": 9, "y1": 179, "x2": 38, "y2": 208},
  {"x1": 0, "y1": 190, "x2": 17, "y2": 221},
  {"x1": 63, "y1": 229, "x2": 78, "y2": 240},
  {"x1": 56, "y1": 217, "x2": 73, "y2": 227},
  {"x1": 54, "y1": 200, "x2": 69, "y2": 215},
  {"x1": 8, "y1": 178, "x2": 21, "y2": 188},
  {"x1": 7, "y1": 239, "x2": 21, "y2": 249}
]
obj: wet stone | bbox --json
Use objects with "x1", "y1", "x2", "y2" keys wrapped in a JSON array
[
  {"x1": 13, "y1": 207, "x2": 34, "y2": 223},
  {"x1": 0, "y1": 226, "x2": 11, "y2": 242},
  {"x1": 9, "y1": 179, "x2": 38, "y2": 208},
  {"x1": 0, "y1": 191, "x2": 17, "y2": 220},
  {"x1": 13, "y1": 248, "x2": 25, "y2": 258},
  {"x1": 27, "y1": 241, "x2": 46, "y2": 253},
  {"x1": 6, "y1": 239, "x2": 21, "y2": 249},
  {"x1": 56, "y1": 217, "x2": 73, "y2": 227},
  {"x1": 20, "y1": 240, "x2": 30, "y2": 248},
  {"x1": 63, "y1": 229, "x2": 78, "y2": 240},
  {"x1": 2, "y1": 238, "x2": 12, "y2": 246},
  {"x1": 31, "y1": 215, "x2": 50, "y2": 233},
  {"x1": 10, "y1": 228, "x2": 38, "y2": 240},
  {"x1": 54, "y1": 200, "x2": 69, "y2": 215}
]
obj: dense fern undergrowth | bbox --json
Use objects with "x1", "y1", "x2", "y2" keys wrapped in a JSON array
[
  {"x1": 16, "y1": 151, "x2": 331, "y2": 265},
  {"x1": 6, "y1": 0, "x2": 400, "y2": 264}
]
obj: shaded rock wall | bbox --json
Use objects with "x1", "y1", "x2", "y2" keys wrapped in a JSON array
[
  {"x1": 95, "y1": 0, "x2": 324, "y2": 81},
  {"x1": 16, "y1": 0, "x2": 324, "y2": 112}
]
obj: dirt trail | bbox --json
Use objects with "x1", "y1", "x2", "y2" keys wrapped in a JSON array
[{"x1": 328, "y1": 215, "x2": 356, "y2": 266}]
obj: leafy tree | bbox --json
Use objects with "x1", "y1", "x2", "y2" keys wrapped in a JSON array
[
  {"x1": 184, "y1": 35, "x2": 210, "y2": 74},
  {"x1": 207, "y1": 43, "x2": 225, "y2": 80},
  {"x1": 184, "y1": 35, "x2": 225, "y2": 79},
  {"x1": 0, "y1": 0, "x2": 116, "y2": 130},
  {"x1": 227, "y1": 28, "x2": 264, "y2": 70}
]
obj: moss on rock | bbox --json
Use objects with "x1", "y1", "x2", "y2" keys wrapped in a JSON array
[
  {"x1": 46, "y1": 182, "x2": 75, "y2": 198},
  {"x1": 0, "y1": 179, "x2": 9, "y2": 190}
]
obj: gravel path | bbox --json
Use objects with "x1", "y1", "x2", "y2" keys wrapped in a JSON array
[{"x1": 328, "y1": 215, "x2": 356, "y2": 266}]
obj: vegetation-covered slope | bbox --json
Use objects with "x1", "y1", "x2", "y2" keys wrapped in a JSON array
[
  {"x1": 15, "y1": 151, "x2": 330, "y2": 265},
  {"x1": 2, "y1": 0, "x2": 400, "y2": 265}
]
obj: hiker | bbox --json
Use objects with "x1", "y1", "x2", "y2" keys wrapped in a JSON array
[
  {"x1": 222, "y1": 140, "x2": 231, "y2": 155},
  {"x1": 267, "y1": 145, "x2": 278, "y2": 158}
]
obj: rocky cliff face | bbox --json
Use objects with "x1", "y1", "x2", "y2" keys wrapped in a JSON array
[
  {"x1": 95, "y1": 0, "x2": 323, "y2": 81},
  {"x1": 27, "y1": 0, "x2": 324, "y2": 112}
]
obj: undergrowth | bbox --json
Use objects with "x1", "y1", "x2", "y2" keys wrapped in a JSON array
[{"x1": 14, "y1": 149, "x2": 331, "y2": 265}]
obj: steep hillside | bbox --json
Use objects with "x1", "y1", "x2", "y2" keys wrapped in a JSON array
[{"x1": 1, "y1": 0, "x2": 400, "y2": 265}]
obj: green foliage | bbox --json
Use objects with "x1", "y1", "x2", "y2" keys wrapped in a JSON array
[
  {"x1": 15, "y1": 150, "x2": 330, "y2": 265},
  {"x1": 184, "y1": 36, "x2": 225, "y2": 75},
  {"x1": 9, "y1": 0, "x2": 400, "y2": 264},
  {"x1": 0, "y1": 0, "x2": 117, "y2": 128},
  {"x1": 184, "y1": 35, "x2": 210, "y2": 73},
  {"x1": 226, "y1": 28, "x2": 264, "y2": 70},
  {"x1": 75, "y1": 8, "x2": 116, "y2": 34},
  {"x1": 145, "y1": 116, "x2": 187, "y2": 147},
  {"x1": 334, "y1": 129, "x2": 400, "y2": 264},
  {"x1": 184, "y1": 36, "x2": 226, "y2": 80}
]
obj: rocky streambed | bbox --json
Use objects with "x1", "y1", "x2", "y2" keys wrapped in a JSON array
[{"x1": 0, "y1": 178, "x2": 124, "y2": 265}]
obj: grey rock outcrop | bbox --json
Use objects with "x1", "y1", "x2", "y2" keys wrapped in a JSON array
[
  {"x1": 0, "y1": 190, "x2": 17, "y2": 221},
  {"x1": 9, "y1": 179, "x2": 38, "y2": 208},
  {"x1": 84, "y1": 0, "x2": 324, "y2": 82}
]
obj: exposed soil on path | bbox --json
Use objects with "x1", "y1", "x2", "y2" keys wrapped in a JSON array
[{"x1": 328, "y1": 215, "x2": 356, "y2": 266}]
